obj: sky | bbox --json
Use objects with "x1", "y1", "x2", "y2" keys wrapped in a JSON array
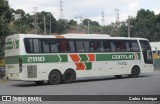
[{"x1": 8, "y1": 0, "x2": 160, "y2": 25}]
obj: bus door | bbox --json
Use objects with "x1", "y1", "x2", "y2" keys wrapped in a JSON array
[{"x1": 140, "y1": 40, "x2": 153, "y2": 70}]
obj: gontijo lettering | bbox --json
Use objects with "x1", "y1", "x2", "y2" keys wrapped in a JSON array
[{"x1": 112, "y1": 55, "x2": 134, "y2": 60}]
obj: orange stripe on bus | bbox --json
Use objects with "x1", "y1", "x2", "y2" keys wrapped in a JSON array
[
  {"x1": 69, "y1": 54, "x2": 80, "y2": 62},
  {"x1": 55, "y1": 35, "x2": 65, "y2": 38},
  {"x1": 75, "y1": 63, "x2": 85, "y2": 70},
  {"x1": 87, "y1": 54, "x2": 95, "y2": 61}
]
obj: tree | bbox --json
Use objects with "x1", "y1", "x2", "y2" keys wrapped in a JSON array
[
  {"x1": 15, "y1": 9, "x2": 25, "y2": 16},
  {"x1": 91, "y1": 21, "x2": 100, "y2": 27},
  {"x1": 37, "y1": 11, "x2": 57, "y2": 34},
  {"x1": 56, "y1": 19, "x2": 68, "y2": 34},
  {"x1": 83, "y1": 19, "x2": 92, "y2": 26},
  {"x1": 0, "y1": 0, "x2": 12, "y2": 58},
  {"x1": 68, "y1": 19, "x2": 77, "y2": 26},
  {"x1": 134, "y1": 9, "x2": 156, "y2": 41}
]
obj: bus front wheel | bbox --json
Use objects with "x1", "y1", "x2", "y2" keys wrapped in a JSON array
[
  {"x1": 129, "y1": 66, "x2": 140, "y2": 78},
  {"x1": 48, "y1": 70, "x2": 61, "y2": 85},
  {"x1": 62, "y1": 69, "x2": 76, "y2": 84}
]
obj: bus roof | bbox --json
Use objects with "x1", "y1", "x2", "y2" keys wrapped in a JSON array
[{"x1": 8, "y1": 33, "x2": 148, "y2": 40}]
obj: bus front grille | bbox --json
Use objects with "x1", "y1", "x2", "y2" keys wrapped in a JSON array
[{"x1": 27, "y1": 65, "x2": 37, "y2": 78}]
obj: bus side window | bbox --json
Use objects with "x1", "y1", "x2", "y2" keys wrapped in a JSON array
[
  {"x1": 42, "y1": 40, "x2": 50, "y2": 53},
  {"x1": 111, "y1": 41, "x2": 116, "y2": 52},
  {"x1": 50, "y1": 41, "x2": 59, "y2": 52},
  {"x1": 129, "y1": 41, "x2": 140, "y2": 52},
  {"x1": 24, "y1": 39, "x2": 33, "y2": 53},
  {"x1": 59, "y1": 41, "x2": 66, "y2": 52},
  {"x1": 89, "y1": 41, "x2": 97, "y2": 52},
  {"x1": 76, "y1": 41, "x2": 85, "y2": 52},
  {"x1": 89, "y1": 42, "x2": 94, "y2": 51},
  {"x1": 84, "y1": 41, "x2": 89, "y2": 52},
  {"x1": 116, "y1": 41, "x2": 126, "y2": 52},
  {"x1": 33, "y1": 39, "x2": 42, "y2": 53},
  {"x1": 97, "y1": 41, "x2": 104, "y2": 52},
  {"x1": 103, "y1": 40, "x2": 111, "y2": 52},
  {"x1": 69, "y1": 41, "x2": 75, "y2": 52},
  {"x1": 126, "y1": 41, "x2": 130, "y2": 52}
]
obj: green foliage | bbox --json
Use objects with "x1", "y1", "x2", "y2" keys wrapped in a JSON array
[
  {"x1": 68, "y1": 19, "x2": 77, "y2": 26},
  {"x1": 56, "y1": 19, "x2": 68, "y2": 34},
  {"x1": 15, "y1": 9, "x2": 25, "y2": 16},
  {"x1": 0, "y1": 0, "x2": 12, "y2": 58}
]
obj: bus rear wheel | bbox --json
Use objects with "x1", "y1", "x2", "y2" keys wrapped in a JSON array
[
  {"x1": 48, "y1": 70, "x2": 61, "y2": 85},
  {"x1": 129, "y1": 66, "x2": 140, "y2": 78},
  {"x1": 62, "y1": 69, "x2": 76, "y2": 84}
]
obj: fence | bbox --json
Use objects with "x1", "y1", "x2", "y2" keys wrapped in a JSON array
[{"x1": 154, "y1": 59, "x2": 160, "y2": 71}]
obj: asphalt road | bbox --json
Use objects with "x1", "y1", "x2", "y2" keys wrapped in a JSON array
[{"x1": 0, "y1": 71, "x2": 160, "y2": 104}]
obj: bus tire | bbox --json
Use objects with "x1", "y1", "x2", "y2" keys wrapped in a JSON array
[
  {"x1": 62, "y1": 69, "x2": 76, "y2": 84},
  {"x1": 130, "y1": 66, "x2": 140, "y2": 78},
  {"x1": 48, "y1": 70, "x2": 61, "y2": 85},
  {"x1": 35, "y1": 81, "x2": 44, "y2": 85},
  {"x1": 114, "y1": 75, "x2": 122, "y2": 78}
]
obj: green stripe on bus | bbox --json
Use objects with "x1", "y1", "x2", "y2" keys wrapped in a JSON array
[
  {"x1": 79, "y1": 54, "x2": 88, "y2": 62},
  {"x1": 85, "y1": 62, "x2": 92, "y2": 70},
  {"x1": 5, "y1": 56, "x2": 19, "y2": 64},
  {"x1": 96, "y1": 53, "x2": 140, "y2": 61},
  {"x1": 59, "y1": 55, "x2": 68, "y2": 62},
  {"x1": 23, "y1": 55, "x2": 68, "y2": 63},
  {"x1": 5, "y1": 55, "x2": 68, "y2": 64},
  {"x1": 5, "y1": 53, "x2": 140, "y2": 64}
]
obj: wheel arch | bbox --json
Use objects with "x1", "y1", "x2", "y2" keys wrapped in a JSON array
[
  {"x1": 64, "y1": 68, "x2": 76, "y2": 78},
  {"x1": 132, "y1": 65, "x2": 141, "y2": 74},
  {"x1": 63, "y1": 68, "x2": 77, "y2": 81},
  {"x1": 49, "y1": 69, "x2": 62, "y2": 77}
]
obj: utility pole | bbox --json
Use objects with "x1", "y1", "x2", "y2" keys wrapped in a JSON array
[
  {"x1": 115, "y1": 8, "x2": 120, "y2": 36},
  {"x1": 32, "y1": 7, "x2": 38, "y2": 34},
  {"x1": 49, "y1": 14, "x2": 51, "y2": 35},
  {"x1": 88, "y1": 20, "x2": 90, "y2": 34},
  {"x1": 44, "y1": 16, "x2": 46, "y2": 35},
  {"x1": 128, "y1": 16, "x2": 131, "y2": 37}
]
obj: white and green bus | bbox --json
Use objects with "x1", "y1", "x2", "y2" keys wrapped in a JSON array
[{"x1": 5, "y1": 34, "x2": 153, "y2": 85}]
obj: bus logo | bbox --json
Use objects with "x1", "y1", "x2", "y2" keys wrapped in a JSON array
[{"x1": 5, "y1": 40, "x2": 19, "y2": 50}]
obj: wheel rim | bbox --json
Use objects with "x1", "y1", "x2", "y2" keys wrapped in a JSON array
[
  {"x1": 132, "y1": 68, "x2": 137, "y2": 75},
  {"x1": 66, "y1": 73, "x2": 72, "y2": 80},
  {"x1": 51, "y1": 73, "x2": 58, "y2": 81},
  {"x1": 131, "y1": 67, "x2": 139, "y2": 77}
]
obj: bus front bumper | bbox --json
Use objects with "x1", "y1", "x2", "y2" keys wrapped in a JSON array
[{"x1": 6, "y1": 73, "x2": 21, "y2": 81}]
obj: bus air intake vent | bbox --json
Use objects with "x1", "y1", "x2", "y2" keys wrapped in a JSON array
[{"x1": 27, "y1": 65, "x2": 37, "y2": 78}]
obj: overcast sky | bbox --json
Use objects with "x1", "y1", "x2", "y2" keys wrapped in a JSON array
[{"x1": 8, "y1": 0, "x2": 160, "y2": 25}]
